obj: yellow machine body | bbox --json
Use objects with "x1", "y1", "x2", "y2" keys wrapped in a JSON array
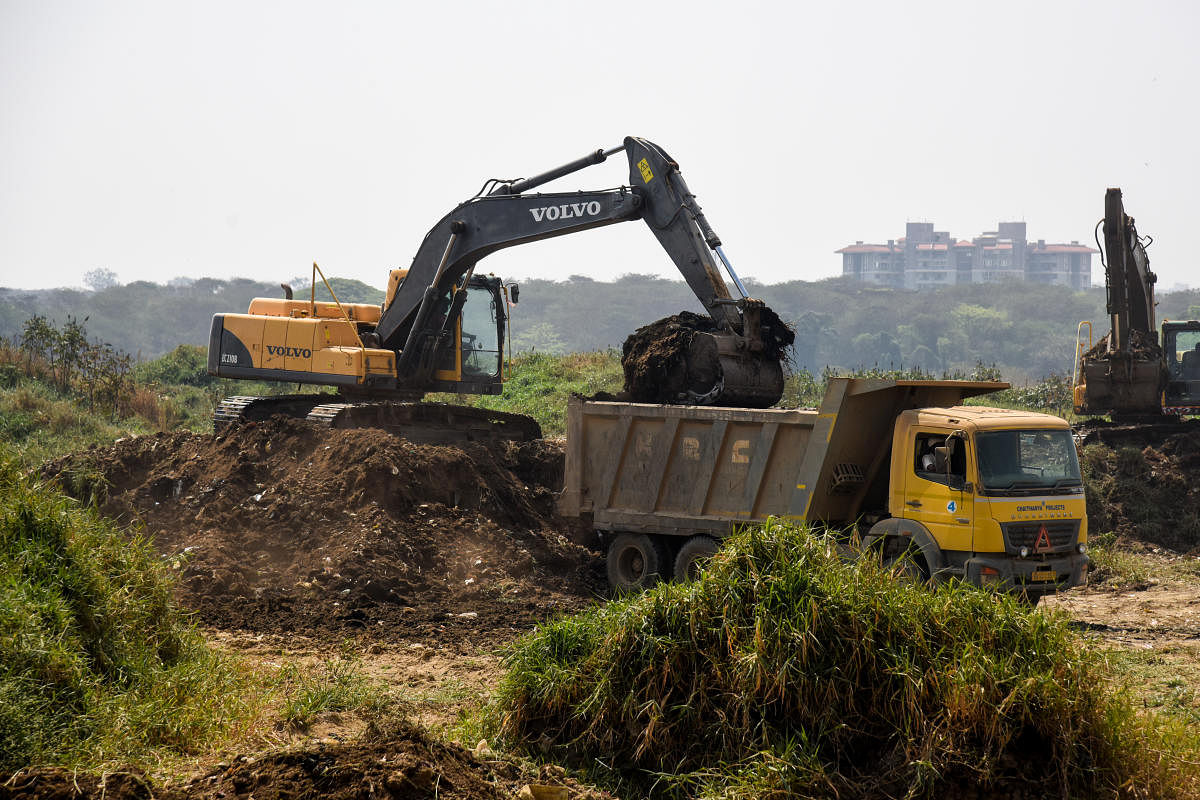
[{"x1": 213, "y1": 300, "x2": 396, "y2": 387}]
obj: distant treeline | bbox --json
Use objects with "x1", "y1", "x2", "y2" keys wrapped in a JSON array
[{"x1": 3, "y1": 275, "x2": 1198, "y2": 381}]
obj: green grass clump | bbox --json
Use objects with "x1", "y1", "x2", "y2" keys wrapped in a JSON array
[
  {"x1": 0, "y1": 446, "x2": 247, "y2": 772},
  {"x1": 491, "y1": 520, "x2": 1200, "y2": 798},
  {"x1": 0, "y1": 379, "x2": 154, "y2": 465},
  {"x1": 277, "y1": 656, "x2": 385, "y2": 730}
]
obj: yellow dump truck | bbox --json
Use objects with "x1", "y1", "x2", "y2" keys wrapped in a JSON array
[{"x1": 560, "y1": 378, "x2": 1089, "y2": 602}]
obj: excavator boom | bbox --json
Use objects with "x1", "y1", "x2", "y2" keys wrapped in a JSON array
[{"x1": 374, "y1": 135, "x2": 790, "y2": 405}]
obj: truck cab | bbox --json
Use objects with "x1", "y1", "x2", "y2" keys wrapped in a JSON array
[{"x1": 881, "y1": 406, "x2": 1089, "y2": 602}]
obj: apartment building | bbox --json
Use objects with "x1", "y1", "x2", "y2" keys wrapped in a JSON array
[{"x1": 837, "y1": 221, "x2": 1096, "y2": 290}]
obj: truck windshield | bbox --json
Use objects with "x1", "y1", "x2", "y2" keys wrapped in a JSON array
[{"x1": 975, "y1": 429, "x2": 1082, "y2": 493}]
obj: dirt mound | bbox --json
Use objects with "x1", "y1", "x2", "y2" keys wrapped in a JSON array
[
  {"x1": 1082, "y1": 329, "x2": 1163, "y2": 360},
  {"x1": 1083, "y1": 425, "x2": 1200, "y2": 551},
  {"x1": 4, "y1": 768, "x2": 155, "y2": 800},
  {"x1": 175, "y1": 722, "x2": 510, "y2": 800},
  {"x1": 620, "y1": 311, "x2": 719, "y2": 403},
  {"x1": 44, "y1": 419, "x2": 603, "y2": 644},
  {"x1": 5, "y1": 723, "x2": 609, "y2": 800}
]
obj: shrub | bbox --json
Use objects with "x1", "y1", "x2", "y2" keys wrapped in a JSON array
[
  {"x1": 493, "y1": 520, "x2": 1200, "y2": 798},
  {"x1": 0, "y1": 448, "x2": 245, "y2": 770}
]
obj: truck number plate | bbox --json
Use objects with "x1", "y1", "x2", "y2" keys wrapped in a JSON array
[{"x1": 1031, "y1": 569, "x2": 1056, "y2": 582}]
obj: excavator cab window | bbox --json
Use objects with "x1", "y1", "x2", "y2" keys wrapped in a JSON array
[
  {"x1": 1169, "y1": 329, "x2": 1200, "y2": 380},
  {"x1": 459, "y1": 285, "x2": 502, "y2": 379}
]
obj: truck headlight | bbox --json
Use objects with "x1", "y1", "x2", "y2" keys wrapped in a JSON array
[
  {"x1": 1078, "y1": 543, "x2": 1087, "y2": 554},
  {"x1": 1019, "y1": 546, "x2": 1029, "y2": 558}
]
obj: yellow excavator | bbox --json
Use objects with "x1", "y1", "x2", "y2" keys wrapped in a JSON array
[
  {"x1": 1073, "y1": 188, "x2": 1200, "y2": 445},
  {"x1": 207, "y1": 137, "x2": 793, "y2": 441}
]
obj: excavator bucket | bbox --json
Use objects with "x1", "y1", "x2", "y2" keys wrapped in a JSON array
[
  {"x1": 687, "y1": 332, "x2": 784, "y2": 408},
  {"x1": 1075, "y1": 350, "x2": 1166, "y2": 416},
  {"x1": 621, "y1": 307, "x2": 792, "y2": 408}
]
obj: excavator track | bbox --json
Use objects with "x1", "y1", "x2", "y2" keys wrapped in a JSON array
[
  {"x1": 213, "y1": 395, "x2": 542, "y2": 443},
  {"x1": 306, "y1": 401, "x2": 541, "y2": 443},
  {"x1": 213, "y1": 394, "x2": 335, "y2": 431},
  {"x1": 1073, "y1": 417, "x2": 1200, "y2": 448}
]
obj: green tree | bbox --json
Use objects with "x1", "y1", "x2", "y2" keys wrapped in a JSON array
[{"x1": 19, "y1": 314, "x2": 55, "y2": 375}]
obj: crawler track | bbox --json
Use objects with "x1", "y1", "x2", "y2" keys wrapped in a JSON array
[
  {"x1": 1073, "y1": 417, "x2": 1200, "y2": 448},
  {"x1": 213, "y1": 395, "x2": 541, "y2": 443}
]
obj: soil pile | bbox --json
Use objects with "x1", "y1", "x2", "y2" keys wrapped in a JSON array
[
  {"x1": 1081, "y1": 329, "x2": 1163, "y2": 360},
  {"x1": 620, "y1": 309, "x2": 795, "y2": 405},
  {"x1": 1083, "y1": 424, "x2": 1200, "y2": 551},
  {"x1": 620, "y1": 311, "x2": 718, "y2": 403},
  {"x1": 5, "y1": 722, "x2": 611, "y2": 800},
  {"x1": 44, "y1": 419, "x2": 603, "y2": 644}
]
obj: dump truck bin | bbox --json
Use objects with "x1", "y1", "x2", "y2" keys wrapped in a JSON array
[{"x1": 560, "y1": 378, "x2": 1006, "y2": 534}]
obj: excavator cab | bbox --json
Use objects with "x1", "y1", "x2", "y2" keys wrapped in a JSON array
[
  {"x1": 428, "y1": 276, "x2": 508, "y2": 394},
  {"x1": 1163, "y1": 320, "x2": 1200, "y2": 413}
]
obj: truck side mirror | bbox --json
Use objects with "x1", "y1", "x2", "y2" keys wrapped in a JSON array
[
  {"x1": 933, "y1": 446, "x2": 949, "y2": 473},
  {"x1": 509, "y1": 283, "x2": 520, "y2": 304}
]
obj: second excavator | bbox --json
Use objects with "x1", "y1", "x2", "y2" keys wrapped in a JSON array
[
  {"x1": 1073, "y1": 187, "x2": 1200, "y2": 445},
  {"x1": 207, "y1": 137, "x2": 793, "y2": 439}
]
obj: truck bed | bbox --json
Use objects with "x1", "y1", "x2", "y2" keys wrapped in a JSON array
[{"x1": 559, "y1": 379, "x2": 1007, "y2": 538}]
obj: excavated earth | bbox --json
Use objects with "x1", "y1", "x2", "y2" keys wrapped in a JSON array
[
  {"x1": 6, "y1": 722, "x2": 611, "y2": 800},
  {"x1": 1082, "y1": 425, "x2": 1200, "y2": 552},
  {"x1": 1081, "y1": 328, "x2": 1163, "y2": 361},
  {"x1": 621, "y1": 311, "x2": 720, "y2": 403},
  {"x1": 620, "y1": 309, "x2": 795, "y2": 404},
  {"x1": 43, "y1": 418, "x2": 604, "y2": 646}
]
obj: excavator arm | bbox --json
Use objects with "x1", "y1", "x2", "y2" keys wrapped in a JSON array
[
  {"x1": 377, "y1": 135, "x2": 790, "y2": 405},
  {"x1": 1102, "y1": 188, "x2": 1158, "y2": 353},
  {"x1": 1075, "y1": 188, "x2": 1166, "y2": 417}
]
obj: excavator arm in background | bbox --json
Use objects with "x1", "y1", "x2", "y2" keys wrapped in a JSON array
[
  {"x1": 1101, "y1": 187, "x2": 1158, "y2": 354},
  {"x1": 1075, "y1": 188, "x2": 1167, "y2": 418}
]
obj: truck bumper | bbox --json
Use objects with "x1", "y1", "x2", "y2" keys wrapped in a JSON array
[{"x1": 963, "y1": 553, "x2": 1089, "y2": 600}]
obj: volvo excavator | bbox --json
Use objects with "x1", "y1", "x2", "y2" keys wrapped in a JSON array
[
  {"x1": 1073, "y1": 188, "x2": 1200, "y2": 445},
  {"x1": 207, "y1": 137, "x2": 793, "y2": 441}
]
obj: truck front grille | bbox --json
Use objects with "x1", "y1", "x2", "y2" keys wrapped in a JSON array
[{"x1": 1000, "y1": 520, "x2": 1080, "y2": 555}]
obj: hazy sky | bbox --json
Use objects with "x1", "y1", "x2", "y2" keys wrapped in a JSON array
[{"x1": 2, "y1": 0, "x2": 1196, "y2": 292}]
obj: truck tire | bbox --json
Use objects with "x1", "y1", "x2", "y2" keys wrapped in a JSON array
[
  {"x1": 607, "y1": 533, "x2": 670, "y2": 592},
  {"x1": 673, "y1": 535, "x2": 720, "y2": 582},
  {"x1": 882, "y1": 539, "x2": 930, "y2": 582}
]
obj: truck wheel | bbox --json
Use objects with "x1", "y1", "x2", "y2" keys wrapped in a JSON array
[
  {"x1": 607, "y1": 533, "x2": 670, "y2": 592},
  {"x1": 674, "y1": 535, "x2": 720, "y2": 582},
  {"x1": 883, "y1": 541, "x2": 929, "y2": 583}
]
